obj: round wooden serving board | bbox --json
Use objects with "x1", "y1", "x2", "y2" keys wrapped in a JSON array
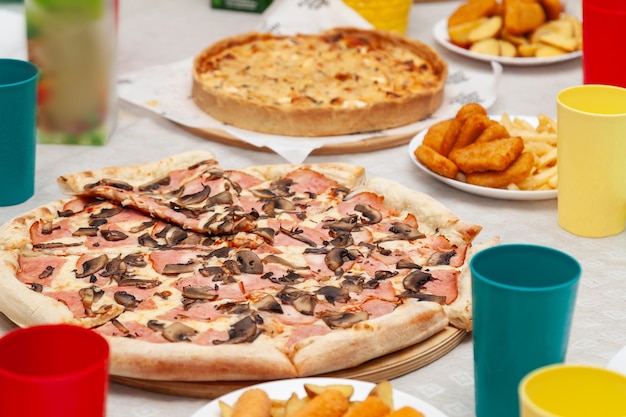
[
  {"x1": 178, "y1": 125, "x2": 417, "y2": 155},
  {"x1": 111, "y1": 326, "x2": 466, "y2": 399}
]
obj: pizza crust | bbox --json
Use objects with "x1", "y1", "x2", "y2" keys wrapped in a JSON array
[
  {"x1": 192, "y1": 28, "x2": 447, "y2": 137},
  {"x1": 292, "y1": 301, "x2": 448, "y2": 376}
]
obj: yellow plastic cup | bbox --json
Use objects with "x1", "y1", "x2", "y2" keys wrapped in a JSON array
[
  {"x1": 343, "y1": 0, "x2": 412, "y2": 34},
  {"x1": 519, "y1": 364, "x2": 626, "y2": 417},
  {"x1": 556, "y1": 84, "x2": 626, "y2": 237}
]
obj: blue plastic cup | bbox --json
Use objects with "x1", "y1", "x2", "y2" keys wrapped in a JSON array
[
  {"x1": 0, "y1": 58, "x2": 39, "y2": 206},
  {"x1": 470, "y1": 244, "x2": 581, "y2": 417}
]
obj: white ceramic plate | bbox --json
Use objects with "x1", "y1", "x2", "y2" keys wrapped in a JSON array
[
  {"x1": 608, "y1": 346, "x2": 626, "y2": 376},
  {"x1": 433, "y1": 19, "x2": 582, "y2": 66},
  {"x1": 190, "y1": 377, "x2": 449, "y2": 417},
  {"x1": 408, "y1": 115, "x2": 558, "y2": 201}
]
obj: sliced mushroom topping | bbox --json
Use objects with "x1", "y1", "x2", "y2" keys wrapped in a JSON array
[
  {"x1": 400, "y1": 292, "x2": 447, "y2": 304},
  {"x1": 276, "y1": 286, "x2": 305, "y2": 304},
  {"x1": 101, "y1": 229, "x2": 129, "y2": 242},
  {"x1": 287, "y1": 293, "x2": 313, "y2": 315},
  {"x1": 57, "y1": 209, "x2": 76, "y2": 217},
  {"x1": 425, "y1": 250, "x2": 456, "y2": 266},
  {"x1": 91, "y1": 178, "x2": 134, "y2": 191},
  {"x1": 128, "y1": 221, "x2": 155, "y2": 234},
  {"x1": 78, "y1": 286, "x2": 105, "y2": 308},
  {"x1": 208, "y1": 246, "x2": 233, "y2": 258},
  {"x1": 216, "y1": 302, "x2": 251, "y2": 315},
  {"x1": 146, "y1": 319, "x2": 165, "y2": 331},
  {"x1": 280, "y1": 226, "x2": 317, "y2": 247},
  {"x1": 236, "y1": 250, "x2": 264, "y2": 274},
  {"x1": 322, "y1": 217, "x2": 359, "y2": 233},
  {"x1": 374, "y1": 270, "x2": 398, "y2": 280},
  {"x1": 164, "y1": 226, "x2": 188, "y2": 246},
  {"x1": 138, "y1": 175, "x2": 171, "y2": 192},
  {"x1": 262, "y1": 254, "x2": 308, "y2": 270},
  {"x1": 214, "y1": 316, "x2": 260, "y2": 345},
  {"x1": 321, "y1": 311, "x2": 369, "y2": 329},
  {"x1": 205, "y1": 190, "x2": 234, "y2": 207},
  {"x1": 251, "y1": 227, "x2": 275, "y2": 244},
  {"x1": 88, "y1": 218, "x2": 108, "y2": 228},
  {"x1": 111, "y1": 319, "x2": 131, "y2": 335},
  {"x1": 254, "y1": 294, "x2": 284, "y2": 313},
  {"x1": 118, "y1": 278, "x2": 161, "y2": 289},
  {"x1": 341, "y1": 275, "x2": 364, "y2": 293},
  {"x1": 317, "y1": 286, "x2": 350, "y2": 304},
  {"x1": 250, "y1": 189, "x2": 278, "y2": 199},
  {"x1": 162, "y1": 261, "x2": 196, "y2": 275},
  {"x1": 30, "y1": 283, "x2": 43, "y2": 292},
  {"x1": 178, "y1": 185, "x2": 211, "y2": 206},
  {"x1": 329, "y1": 232, "x2": 353, "y2": 247},
  {"x1": 114, "y1": 291, "x2": 140, "y2": 309},
  {"x1": 39, "y1": 265, "x2": 55, "y2": 279},
  {"x1": 138, "y1": 234, "x2": 159, "y2": 248},
  {"x1": 33, "y1": 242, "x2": 83, "y2": 250},
  {"x1": 332, "y1": 186, "x2": 351, "y2": 199},
  {"x1": 162, "y1": 322, "x2": 197, "y2": 342},
  {"x1": 72, "y1": 227, "x2": 99, "y2": 237},
  {"x1": 100, "y1": 256, "x2": 127, "y2": 279},
  {"x1": 123, "y1": 253, "x2": 147, "y2": 268},
  {"x1": 396, "y1": 259, "x2": 422, "y2": 270},
  {"x1": 222, "y1": 259, "x2": 242, "y2": 275},
  {"x1": 324, "y1": 247, "x2": 349, "y2": 272},
  {"x1": 355, "y1": 203, "x2": 382, "y2": 224},
  {"x1": 41, "y1": 221, "x2": 55, "y2": 235},
  {"x1": 379, "y1": 222, "x2": 426, "y2": 242},
  {"x1": 182, "y1": 285, "x2": 219, "y2": 301},
  {"x1": 403, "y1": 270, "x2": 433, "y2": 292},
  {"x1": 76, "y1": 254, "x2": 109, "y2": 278},
  {"x1": 198, "y1": 265, "x2": 223, "y2": 277},
  {"x1": 91, "y1": 206, "x2": 124, "y2": 219}
]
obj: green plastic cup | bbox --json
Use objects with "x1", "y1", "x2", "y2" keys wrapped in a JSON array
[
  {"x1": 0, "y1": 59, "x2": 39, "y2": 206},
  {"x1": 470, "y1": 244, "x2": 581, "y2": 417}
]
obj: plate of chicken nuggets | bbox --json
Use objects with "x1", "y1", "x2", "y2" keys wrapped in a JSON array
[
  {"x1": 191, "y1": 377, "x2": 448, "y2": 417},
  {"x1": 434, "y1": 0, "x2": 582, "y2": 66},
  {"x1": 409, "y1": 102, "x2": 558, "y2": 200}
]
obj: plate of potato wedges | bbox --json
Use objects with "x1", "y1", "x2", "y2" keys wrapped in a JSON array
[
  {"x1": 191, "y1": 377, "x2": 448, "y2": 417},
  {"x1": 434, "y1": 0, "x2": 582, "y2": 66},
  {"x1": 409, "y1": 103, "x2": 558, "y2": 200}
]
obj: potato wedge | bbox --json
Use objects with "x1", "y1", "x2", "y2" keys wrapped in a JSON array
[
  {"x1": 537, "y1": 32, "x2": 577, "y2": 52},
  {"x1": 499, "y1": 39, "x2": 518, "y2": 57},
  {"x1": 448, "y1": 18, "x2": 488, "y2": 46},
  {"x1": 468, "y1": 15, "x2": 503, "y2": 43},
  {"x1": 535, "y1": 44, "x2": 567, "y2": 57},
  {"x1": 470, "y1": 37, "x2": 500, "y2": 56},
  {"x1": 367, "y1": 381, "x2": 394, "y2": 411},
  {"x1": 303, "y1": 383, "x2": 354, "y2": 399}
]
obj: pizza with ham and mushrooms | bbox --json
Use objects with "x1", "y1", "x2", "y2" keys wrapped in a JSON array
[
  {"x1": 0, "y1": 151, "x2": 495, "y2": 382},
  {"x1": 192, "y1": 27, "x2": 448, "y2": 137}
]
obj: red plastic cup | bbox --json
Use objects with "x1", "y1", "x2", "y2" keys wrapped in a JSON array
[
  {"x1": 0, "y1": 324, "x2": 109, "y2": 417},
  {"x1": 583, "y1": 0, "x2": 626, "y2": 87}
]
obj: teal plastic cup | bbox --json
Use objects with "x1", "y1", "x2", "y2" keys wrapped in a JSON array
[
  {"x1": 0, "y1": 59, "x2": 39, "y2": 206},
  {"x1": 470, "y1": 244, "x2": 581, "y2": 417}
]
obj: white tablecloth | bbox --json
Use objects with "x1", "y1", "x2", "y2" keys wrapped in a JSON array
[{"x1": 1, "y1": 1, "x2": 625, "y2": 416}]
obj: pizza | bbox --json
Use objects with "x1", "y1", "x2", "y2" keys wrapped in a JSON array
[
  {"x1": 0, "y1": 151, "x2": 495, "y2": 382},
  {"x1": 191, "y1": 27, "x2": 448, "y2": 137}
]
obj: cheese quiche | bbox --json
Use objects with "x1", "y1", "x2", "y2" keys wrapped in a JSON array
[{"x1": 192, "y1": 28, "x2": 448, "y2": 137}]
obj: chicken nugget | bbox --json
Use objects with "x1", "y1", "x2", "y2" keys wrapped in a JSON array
[
  {"x1": 422, "y1": 119, "x2": 454, "y2": 154},
  {"x1": 449, "y1": 136, "x2": 524, "y2": 173},
  {"x1": 455, "y1": 102, "x2": 488, "y2": 121},
  {"x1": 414, "y1": 145, "x2": 459, "y2": 179},
  {"x1": 452, "y1": 113, "x2": 495, "y2": 150},
  {"x1": 466, "y1": 151, "x2": 535, "y2": 188},
  {"x1": 448, "y1": 0, "x2": 499, "y2": 27},
  {"x1": 475, "y1": 122, "x2": 510, "y2": 143},
  {"x1": 538, "y1": 0, "x2": 563, "y2": 20},
  {"x1": 504, "y1": 0, "x2": 546, "y2": 36},
  {"x1": 440, "y1": 103, "x2": 489, "y2": 156}
]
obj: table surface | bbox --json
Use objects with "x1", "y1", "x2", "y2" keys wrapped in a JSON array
[{"x1": 1, "y1": 1, "x2": 625, "y2": 416}]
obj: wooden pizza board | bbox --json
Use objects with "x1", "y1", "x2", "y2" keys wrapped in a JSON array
[
  {"x1": 111, "y1": 325, "x2": 467, "y2": 399},
  {"x1": 177, "y1": 124, "x2": 417, "y2": 155}
]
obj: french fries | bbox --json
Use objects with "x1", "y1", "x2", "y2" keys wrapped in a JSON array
[
  {"x1": 447, "y1": 0, "x2": 582, "y2": 58},
  {"x1": 218, "y1": 381, "x2": 424, "y2": 417},
  {"x1": 413, "y1": 103, "x2": 558, "y2": 191}
]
